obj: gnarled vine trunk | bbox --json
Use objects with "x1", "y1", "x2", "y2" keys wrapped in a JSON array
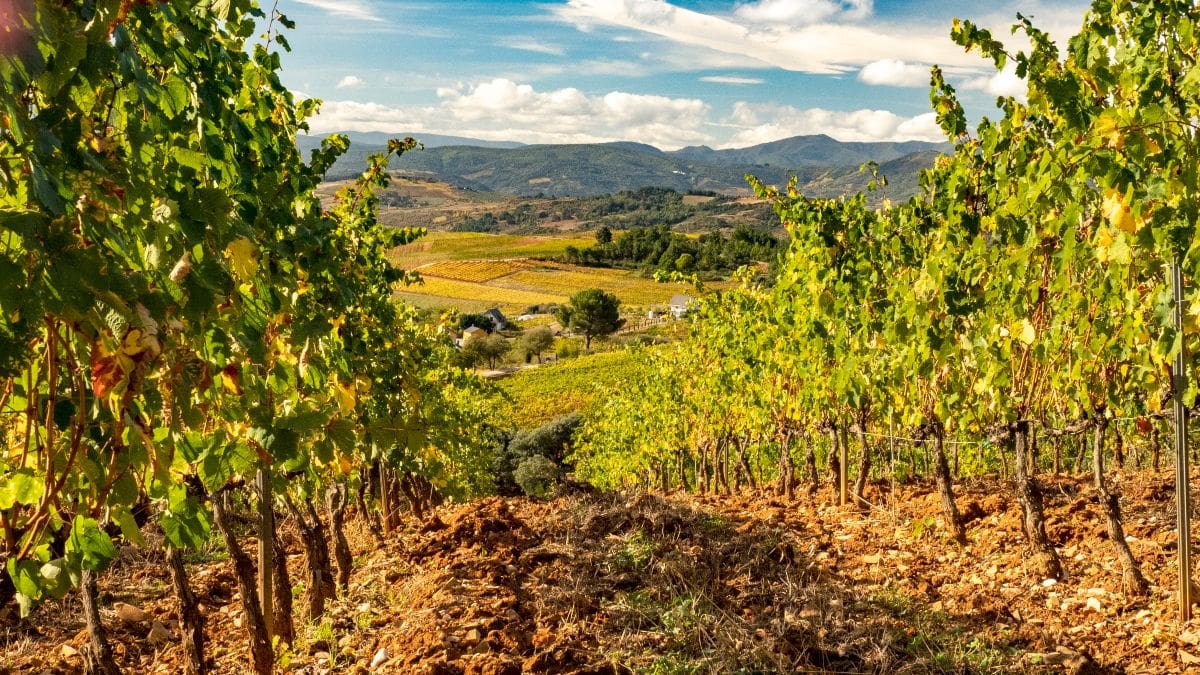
[
  {"x1": 270, "y1": 526, "x2": 295, "y2": 647},
  {"x1": 851, "y1": 415, "x2": 871, "y2": 509},
  {"x1": 285, "y1": 494, "x2": 336, "y2": 621},
  {"x1": 81, "y1": 569, "x2": 121, "y2": 675},
  {"x1": 211, "y1": 494, "x2": 273, "y2": 675},
  {"x1": 327, "y1": 486, "x2": 353, "y2": 592},
  {"x1": 930, "y1": 432, "x2": 967, "y2": 545},
  {"x1": 1092, "y1": 415, "x2": 1149, "y2": 596},
  {"x1": 1010, "y1": 423, "x2": 1064, "y2": 580},
  {"x1": 166, "y1": 545, "x2": 207, "y2": 675}
]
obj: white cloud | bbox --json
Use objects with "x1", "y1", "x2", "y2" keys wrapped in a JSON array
[
  {"x1": 700, "y1": 76, "x2": 765, "y2": 85},
  {"x1": 336, "y1": 75, "x2": 364, "y2": 89},
  {"x1": 724, "y1": 102, "x2": 944, "y2": 146},
  {"x1": 557, "y1": 0, "x2": 985, "y2": 75},
  {"x1": 962, "y1": 63, "x2": 1027, "y2": 99},
  {"x1": 308, "y1": 79, "x2": 712, "y2": 149},
  {"x1": 293, "y1": 0, "x2": 383, "y2": 22},
  {"x1": 858, "y1": 59, "x2": 932, "y2": 88},
  {"x1": 734, "y1": 0, "x2": 872, "y2": 25},
  {"x1": 503, "y1": 41, "x2": 566, "y2": 56}
]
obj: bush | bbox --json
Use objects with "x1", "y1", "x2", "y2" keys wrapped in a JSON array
[
  {"x1": 513, "y1": 455, "x2": 562, "y2": 498},
  {"x1": 491, "y1": 414, "x2": 581, "y2": 496},
  {"x1": 555, "y1": 337, "x2": 582, "y2": 360}
]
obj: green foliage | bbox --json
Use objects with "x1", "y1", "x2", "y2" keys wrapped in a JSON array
[
  {"x1": 512, "y1": 455, "x2": 561, "y2": 498},
  {"x1": 520, "y1": 326, "x2": 555, "y2": 363},
  {"x1": 500, "y1": 349, "x2": 646, "y2": 429},
  {"x1": 568, "y1": 223, "x2": 781, "y2": 275},
  {"x1": 557, "y1": 289, "x2": 624, "y2": 348},
  {"x1": 458, "y1": 313, "x2": 496, "y2": 332},
  {"x1": 0, "y1": 0, "x2": 498, "y2": 615},
  {"x1": 571, "y1": 0, "x2": 1200, "y2": 500}
]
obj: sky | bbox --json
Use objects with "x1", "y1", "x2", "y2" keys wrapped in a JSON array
[{"x1": 277, "y1": 0, "x2": 1091, "y2": 150}]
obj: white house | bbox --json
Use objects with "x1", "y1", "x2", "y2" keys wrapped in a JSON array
[
  {"x1": 669, "y1": 294, "x2": 694, "y2": 319},
  {"x1": 482, "y1": 308, "x2": 508, "y2": 331}
]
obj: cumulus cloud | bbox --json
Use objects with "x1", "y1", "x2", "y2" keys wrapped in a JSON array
[
  {"x1": 307, "y1": 79, "x2": 712, "y2": 149},
  {"x1": 724, "y1": 102, "x2": 944, "y2": 146},
  {"x1": 734, "y1": 0, "x2": 872, "y2": 25},
  {"x1": 293, "y1": 0, "x2": 382, "y2": 22},
  {"x1": 335, "y1": 75, "x2": 364, "y2": 89},
  {"x1": 700, "y1": 76, "x2": 765, "y2": 85},
  {"x1": 557, "y1": 0, "x2": 986, "y2": 75},
  {"x1": 858, "y1": 59, "x2": 932, "y2": 88},
  {"x1": 306, "y1": 74, "x2": 955, "y2": 149},
  {"x1": 962, "y1": 63, "x2": 1027, "y2": 99}
]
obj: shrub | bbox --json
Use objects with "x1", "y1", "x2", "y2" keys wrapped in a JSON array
[{"x1": 513, "y1": 455, "x2": 561, "y2": 498}]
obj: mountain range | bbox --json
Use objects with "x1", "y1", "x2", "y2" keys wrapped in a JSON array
[{"x1": 297, "y1": 131, "x2": 948, "y2": 198}]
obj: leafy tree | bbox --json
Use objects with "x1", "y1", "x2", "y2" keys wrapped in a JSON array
[
  {"x1": 521, "y1": 326, "x2": 555, "y2": 363},
  {"x1": 557, "y1": 289, "x2": 624, "y2": 349},
  {"x1": 595, "y1": 226, "x2": 613, "y2": 244},
  {"x1": 459, "y1": 313, "x2": 495, "y2": 332},
  {"x1": 463, "y1": 333, "x2": 510, "y2": 369}
]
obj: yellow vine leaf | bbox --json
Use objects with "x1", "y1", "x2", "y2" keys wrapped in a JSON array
[
  {"x1": 334, "y1": 380, "x2": 356, "y2": 415},
  {"x1": 1101, "y1": 188, "x2": 1137, "y2": 234},
  {"x1": 225, "y1": 237, "x2": 259, "y2": 283},
  {"x1": 1018, "y1": 319, "x2": 1036, "y2": 345}
]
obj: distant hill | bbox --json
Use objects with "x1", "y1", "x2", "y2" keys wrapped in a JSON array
[
  {"x1": 302, "y1": 132, "x2": 947, "y2": 199},
  {"x1": 668, "y1": 135, "x2": 946, "y2": 168}
]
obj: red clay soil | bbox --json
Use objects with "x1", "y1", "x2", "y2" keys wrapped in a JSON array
[{"x1": 2, "y1": 468, "x2": 1199, "y2": 674}]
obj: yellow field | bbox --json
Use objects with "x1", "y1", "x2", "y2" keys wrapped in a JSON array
[
  {"x1": 390, "y1": 232, "x2": 594, "y2": 268},
  {"x1": 418, "y1": 259, "x2": 528, "y2": 282},
  {"x1": 494, "y1": 264, "x2": 689, "y2": 306},
  {"x1": 402, "y1": 276, "x2": 563, "y2": 313},
  {"x1": 389, "y1": 232, "x2": 728, "y2": 315}
]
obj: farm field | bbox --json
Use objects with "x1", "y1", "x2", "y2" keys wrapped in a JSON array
[
  {"x1": 500, "y1": 349, "x2": 649, "y2": 428},
  {"x1": 394, "y1": 237, "x2": 723, "y2": 314},
  {"x1": 390, "y1": 231, "x2": 594, "y2": 268}
]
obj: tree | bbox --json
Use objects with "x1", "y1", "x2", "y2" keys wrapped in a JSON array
[
  {"x1": 521, "y1": 326, "x2": 555, "y2": 363},
  {"x1": 459, "y1": 313, "x2": 494, "y2": 333},
  {"x1": 595, "y1": 226, "x2": 613, "y2": 244},
  {"x1": 463, "y1": 333, "x2": 510, "y2": 369},
  {"x1": 557, "y1": 289, "x2": 624, "y2": 349}
]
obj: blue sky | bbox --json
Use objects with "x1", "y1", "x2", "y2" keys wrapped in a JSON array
[{"x1": 278, "y1": 0, "x2": 1089, "y2": 149}]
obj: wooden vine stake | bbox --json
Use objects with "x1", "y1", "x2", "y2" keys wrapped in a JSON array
[
  {"x1": 257, "y1": 467, "x2": 274, "y2": 638},
  {"x1": 1172, "y1": 260, "x2": 1192, "y2": 623}
]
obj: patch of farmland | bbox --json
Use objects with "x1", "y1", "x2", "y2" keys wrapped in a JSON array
[
  {"x1": 417, "y1": 259, "x2": 529, "y2": 283},
  {"x1": 403, "y1": 276, "x2": 565, "y2": 313},
  {"x1": 390, "y1": 232, "x2": 594, "y2": 268}
]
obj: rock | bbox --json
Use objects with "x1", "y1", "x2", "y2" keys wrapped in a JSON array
[
  {"x1": 147, "y1": 621, "x2": 172, "y2": 645},
  {"x1": 466, "y1": 628, "x2": 483, "y2": 644},
  {"x1": 1086, "y1": 597, "x2": 1102, "y2": 612},
  {"x1": 862, "y1": 553, "x2": 882, "y2": 565},
  {"x1": 313, "y1": 651, "x2": 331, "y2": 664},
  {"x1": 114, "y1": 602, "x2": 149, "y2": 623},
  {"x1": 60, "y1": 644, "x2": 79, "y2": 659},
  {"x1": 370, "y1": 648, "x2": 389, "y2": 668}
]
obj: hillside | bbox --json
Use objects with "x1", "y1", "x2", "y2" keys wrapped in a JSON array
[{"x1": 305, "y1": 133, "x2": 945, "y2": 199}]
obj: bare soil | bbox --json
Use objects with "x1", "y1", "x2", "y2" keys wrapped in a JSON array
[{"x1": 2, "y1": 469, "x2": 1198, "y2": 674}]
